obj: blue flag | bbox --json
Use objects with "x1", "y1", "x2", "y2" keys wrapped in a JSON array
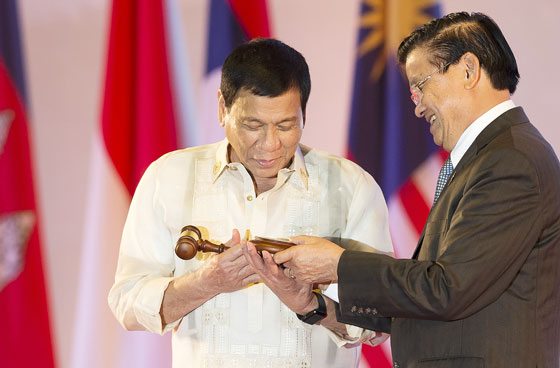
[{"x1": 347, "y1": 1, "x2": 441, "y2": 199}]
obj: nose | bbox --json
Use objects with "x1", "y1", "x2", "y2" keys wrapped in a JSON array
[
  {"x1": 414, "y1": 100, "x2": 426, "y2": 118},
  {"x1": 260, "y1": 125, "x2": 281, "y2": 151}
]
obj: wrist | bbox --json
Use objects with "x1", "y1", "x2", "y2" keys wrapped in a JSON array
[
  {"x1": 296, "y1": 291, "x2": 327, "y2": 325},
  {"x1": 295, "y1": 290, "x2": 319, "y2": 315}
]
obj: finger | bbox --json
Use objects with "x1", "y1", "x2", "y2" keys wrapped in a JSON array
[
  {"x1": 224, "y1": 228, "x2": 241, "y2": 247},
  {"x1": 238, "y1": 263, "x2": 258, "y2": 279},
  {"x1": 261, "y1": 251, "x2": 277, "y2": 267},
  {"x1": 283, "y1": 266, "x2": 296, "y2": 280},
  {"x1": 261, "y1": 251, "x2": 284, "y2": 277},
  {"x1": 244, "y1": 242, "x2": 266, "y2": 270},
  {"x1": 272, "y1": 247, "x2": 295, "y2": 264},
  {"x1": 220, "y1": 242, "x2": 245, "y2": 262},
  {"x1": 242, "y1": 273, "x2": 261, "y2": 286}
]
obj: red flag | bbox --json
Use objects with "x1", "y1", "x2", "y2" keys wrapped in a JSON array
[
  {"x1": 71, "y1": 0, "x2": 178, "y2": 366},
  {"x1": 0, "y1": 1, "x2": 56, "y2": 366},
  {"x1": 102, "y1": 0, "x2": 178, "y2": 193}
]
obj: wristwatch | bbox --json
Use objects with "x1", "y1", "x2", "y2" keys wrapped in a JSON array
[{"x1": 296, "y1": 291, "x2": 327, "y2": 325}]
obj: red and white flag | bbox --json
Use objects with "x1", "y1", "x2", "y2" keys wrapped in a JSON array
[
  {"x1": 70, "y1": 0, "x2": 187, "y2": 366},
  {"x1": 0, "y1": 1, "x2": 56, "y2": 366}
]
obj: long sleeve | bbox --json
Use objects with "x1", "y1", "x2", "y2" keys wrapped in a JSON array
[
  {"x1": 337, "y1": 147, "x2": 541, "y2": 327},
  {"x1": 108, "y1": 157, "x2": 179, "y2": 334}
]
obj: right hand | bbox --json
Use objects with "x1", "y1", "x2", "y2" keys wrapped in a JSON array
[
  {"x1": 273, "y1": 235, "x2": 344, "y2": 284},
  {"x1": 202, "y1": 229, "x2": 260, "y2": 294},
  {"x1": 242, "y1": 241, "x2": 316, "y2": 315}
]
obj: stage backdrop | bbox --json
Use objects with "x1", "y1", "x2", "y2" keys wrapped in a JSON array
[{"x1": 15, "y1": 0, "x2": 560, "y2": 367}]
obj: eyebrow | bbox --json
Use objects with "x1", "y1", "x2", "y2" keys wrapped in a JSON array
[
  {"x1": 409, "y1": 74, "x2": 425, "y2": 87},
  {"x1": 240, "y1": 116, "x2": 299, "y2": 125}
]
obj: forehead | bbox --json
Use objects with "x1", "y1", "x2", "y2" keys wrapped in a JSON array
[
  {"x1": 230, "y1": 88, "x2": 302, "y2": 113},
  {"x1": 404, "y1": 48, "x2": 433, "y2": 84}
]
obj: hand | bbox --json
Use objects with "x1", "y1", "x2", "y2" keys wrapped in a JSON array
[
  {"x1": 362, "y1": 331, "x2": 390, "y2": 347},
  {"x1": 201, "y1": 229, "x2": 260, "y2": 294},
  {"x1": 242, "y1": 241, "x2": 316, "y2": 315},
  {"x1": 272, "y1": 236, "x2": 344, "y2": 284}
]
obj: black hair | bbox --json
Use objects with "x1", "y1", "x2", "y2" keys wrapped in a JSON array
[
  {"x1": 220, "y1": 38, "x2": 311, "y2": 120},
  {"x1": 397, "y1": 12, "x2": 519, "y2": 93}
]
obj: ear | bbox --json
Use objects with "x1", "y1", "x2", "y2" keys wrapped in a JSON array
[
  {"x1": 217, "y1": 89, "x2": 226, "y2": 127},
  {"x1": 461, "y1": 52, "x2": 480, "y2": 90}
]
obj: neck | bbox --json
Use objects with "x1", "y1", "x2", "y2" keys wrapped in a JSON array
[
  {"x1": 469, "y1": 76, "x2": 511, "y2": 122},
  {"x1": 254, "y1": 177, "x2": 277, "y2": 196}
]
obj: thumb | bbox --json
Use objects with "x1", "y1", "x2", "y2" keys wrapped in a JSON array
[
  {"x1": 225, "y1": 229, "x2": 241, "y2": 247},
  {"x1": 272, "y1": 247, "x2": 294, "y2": 265}
]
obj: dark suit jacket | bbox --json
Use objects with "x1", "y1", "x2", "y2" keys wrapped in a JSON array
[{"x1": 337, "y1": 107, "x2": 560, "y2": 368}]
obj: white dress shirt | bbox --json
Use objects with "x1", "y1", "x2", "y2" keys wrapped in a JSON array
[{"x1": 108, "y1": 139, "x2": 393, "y2": 368}]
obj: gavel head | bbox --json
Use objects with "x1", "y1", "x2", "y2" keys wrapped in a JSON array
[{"x1": 175, "y1": 226, "x2": 201, "y2": 260}]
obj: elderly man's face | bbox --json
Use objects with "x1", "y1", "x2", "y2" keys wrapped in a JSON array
[
  {"x1": 405, "y1": 48, "x2": 466, "y2": 152},
  {"x1": 219, "y1": 87, "x2": 304, "y2": 188}
]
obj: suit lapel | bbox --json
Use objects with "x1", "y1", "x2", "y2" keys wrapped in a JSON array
[{"x1": 411, "y1": 107, "x2": 529, "y2": 260}]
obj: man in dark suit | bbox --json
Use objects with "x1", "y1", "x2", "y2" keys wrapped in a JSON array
[{"x1": 261, "y1": 12, "x2": 560, "y2": 367}]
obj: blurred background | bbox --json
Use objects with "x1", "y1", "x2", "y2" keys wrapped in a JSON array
[{"x1": 1, "y1": 0, "x2": 558, "y2": 367}]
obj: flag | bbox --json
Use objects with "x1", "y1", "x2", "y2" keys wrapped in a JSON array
[
  {"x1": 70, "y1": 0, "x2": 184, "y2": 366},
  {"x1": 346, "y1": 1, "x2": 442, "y2": 367},
  {"x1": 199, "y1": 0, "x2": 272, "y2": 144},
  {"x1": 0, "y1": 1, "x2": 56, "y2": 367}
]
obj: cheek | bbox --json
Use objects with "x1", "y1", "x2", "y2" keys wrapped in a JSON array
[{"x1": 281, "y1": 130, "x2": 303, "y2": 148}]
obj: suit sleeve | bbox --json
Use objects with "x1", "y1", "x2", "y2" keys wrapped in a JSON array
[{"x1": 337, "y1": 148, "x2": 542, "y2": 325}]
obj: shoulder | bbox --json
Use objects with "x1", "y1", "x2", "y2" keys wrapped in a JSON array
[
  {"x1": 302, "y1": 145, "x2": 374, "y2": 180},
  {"x1": 147, "y1": 141, "x2": 221, "y2": 175}
]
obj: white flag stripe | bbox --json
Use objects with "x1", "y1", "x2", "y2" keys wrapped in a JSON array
[
  {"x1": 165, "y1": 0, "x2": 201, "y2": 148},
  {"x1": 200, "y1": 68, "x2": 226, "y2": 144},
  {"x1": 388, "y1": 195, "x2": 420, "y2": 258},
  {"x1": 412, "y1": 152, "x2": 445, "y2": 205},
  {"x1": 380, "y1": 337, "x2": 392, "y2": 364},
  {"x1": 71, "y1": 134, "x2": 128, "y2": 367}
]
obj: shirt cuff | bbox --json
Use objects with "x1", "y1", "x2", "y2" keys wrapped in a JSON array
[
  {"x1": 134, "y1": 276, "x2": 178, "y2": 334},
  {"x1": 322, "y1": 324, "x2": 372, "y2": 347}
]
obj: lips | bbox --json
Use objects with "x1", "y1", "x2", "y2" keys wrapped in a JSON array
[
  {"x1": 256, "y1": 158, "x2": 277, "y2": 168},
  {"x1": 428, "y1": 115, "x2": 437, "y2": 125}
]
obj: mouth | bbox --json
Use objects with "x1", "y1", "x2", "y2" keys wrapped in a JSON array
[
  {"x1": 428, "y1": 115, "x2": 437, "y2": 125},
  {"x1": 255, "y1": 158, "x2": 278, "y2": 168}
]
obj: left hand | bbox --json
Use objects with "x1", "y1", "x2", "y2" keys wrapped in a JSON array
[
  {"x1": 362, "y1": 331, "x2": 390, "y2": 347},
  {"x1": 242, "y1": 241, "x2": 316, "y2": 315},
  {"x1": 272, "y1": 236, "x2": 344, "y2": 284}
]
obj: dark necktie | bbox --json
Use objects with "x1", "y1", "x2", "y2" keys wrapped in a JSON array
[{"x1": 434, "y1": 158, "x2": 453, "y2": 204}]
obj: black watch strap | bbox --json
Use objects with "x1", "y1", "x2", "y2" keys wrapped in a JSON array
[{"x1": 296, "y1": 291, "x2": 327, "y2": 325}]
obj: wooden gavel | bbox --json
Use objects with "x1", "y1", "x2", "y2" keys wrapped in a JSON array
[{"x1": 175, "y1": 225, "x2": 295, "y2": 260}]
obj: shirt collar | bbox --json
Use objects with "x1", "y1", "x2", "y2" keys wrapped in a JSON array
[
  {"x1": 212, "y1": 139, "x2": 310, "y2": 190},
  {"x1": 291, "y1": 145, "x2": 309, "y2": 190},
  {"x1": 450, "y1": 99, "x2": 516, "y2": 167},
  {"x1": 212, "y1": 139, "x2": 230, "y2": 181}
]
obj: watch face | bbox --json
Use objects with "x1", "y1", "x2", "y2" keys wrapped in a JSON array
[{"x1": 302, "y1": 310, "x2": 327, "y2": 325}]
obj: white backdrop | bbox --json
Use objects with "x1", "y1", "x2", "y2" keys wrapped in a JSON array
[{"x1": 18, "y1": 1, "x2": 560, "y2": 367}]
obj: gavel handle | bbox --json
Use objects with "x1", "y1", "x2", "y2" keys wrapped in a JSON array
[
  {"x1": 175, "y1": 229, "x2": 228, "y2": 260},
  {"x1": 175, "y1": 226, "x2": 295, "y2": 260},
  {"x1": 251, "y1": 238, "x2": 295, "y2": 254},
  {"x1": 198, "y1": 240, "x2": 228, "y2": 254}
]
